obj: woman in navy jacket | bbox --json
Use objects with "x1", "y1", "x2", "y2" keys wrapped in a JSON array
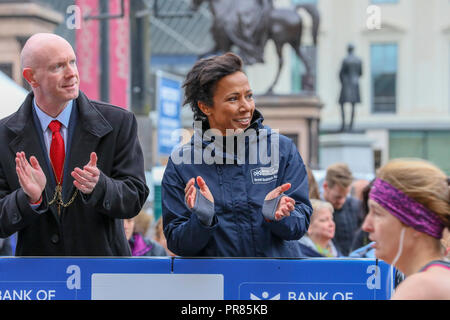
[{"x1": 161, "y1": 53, "x2": 312, "y2": 257}]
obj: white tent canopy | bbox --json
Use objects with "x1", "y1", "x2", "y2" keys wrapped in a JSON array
[{"x1": 0, "y1": 71, "x2": 28, "y2": 119}]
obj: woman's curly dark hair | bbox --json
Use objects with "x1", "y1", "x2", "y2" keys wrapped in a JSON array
[{"x1": 182, "y1": 52, "x2": 244, "y2": 122}]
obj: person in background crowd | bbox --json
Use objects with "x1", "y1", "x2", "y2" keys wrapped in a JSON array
[
  {"x1": 162, "y1": 52, "x2": 312, "y2": 257},
  {"x1": 322, "y1": 163, "x2": 361, "y2": 256},
  {"x1": 350, "y1": 180, "x2": 374, "y2": 253},
  {"x1": 350, "y1": 181, "x2": 374, "y2": 258},
  {"x1": 154, "y1": 218, "x2": 175, "y2": 256},
  {"x1": 298, "y1": 199, "x2": 341, "y2": 258},
  {"x1": 351, "y1": 179, "x2": 370, "y2": 202},
  {"x1": 306, "y1": 167, "x2": 320, "y2": 200},
  {"x1": 362, "y1": 159, "x2": 450, "y2": 299},
  {"x1": 124, "y1": 211, "x2": 168, "y2": 257}
]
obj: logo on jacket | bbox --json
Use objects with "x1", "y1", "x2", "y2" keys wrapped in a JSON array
[{"x1": 251, "y1": 166, "x2": 278, "y2": 184}]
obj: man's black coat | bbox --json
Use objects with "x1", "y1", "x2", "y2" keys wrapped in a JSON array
[{"x1": 0, "y1": 91, "x2": 149, "y2": 256}]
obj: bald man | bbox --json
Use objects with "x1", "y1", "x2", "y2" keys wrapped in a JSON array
[{"x1": 0, "y1": 33, "x2": 149, "y2": 256}]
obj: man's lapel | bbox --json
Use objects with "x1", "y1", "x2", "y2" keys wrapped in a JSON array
[
  {"x1": 6, "y1": 92, "x2": 58, "y2": 218},
  {"x1": 61, "y1": 91, "x2": 113, "y2": 201}
]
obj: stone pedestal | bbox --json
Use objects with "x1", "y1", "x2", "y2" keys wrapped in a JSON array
[
  {"x1": 319, "y1": 133, "x2": 375, "y2": 175},
  {"x1": 255, "y1": 94, "x2": 323, "y2": 168}
]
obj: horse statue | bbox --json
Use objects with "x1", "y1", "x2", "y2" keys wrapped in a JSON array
[{"x1": 191, "y1": 0, "x2": 320, "y2": 93}]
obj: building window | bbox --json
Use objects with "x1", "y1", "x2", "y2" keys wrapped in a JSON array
[
  {"x1": 370, "y1": 43, "x2": 397, "y2": 113},
  {"x1": 389, "y1": 131, "x2": 450, "y2": 175}
]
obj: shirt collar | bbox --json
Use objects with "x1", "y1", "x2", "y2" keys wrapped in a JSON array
[{"x1": 33, "y1": 99, "x2": 73, "y2": 132}]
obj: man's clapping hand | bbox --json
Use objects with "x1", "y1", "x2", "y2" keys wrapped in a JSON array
[
  {"x1": 15, "y1": 152, "x2": 46, "y2": 204},
  {"x1": 71, "y1": 152, "x2": 100, "y2": 194}
]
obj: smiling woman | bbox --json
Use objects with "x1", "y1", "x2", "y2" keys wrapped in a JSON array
[
  {"x1": 198, "y1": 71, "x2": 254, "y2": 135},
  {"x1": 161, "y1": 52, "x2": 313, "y2": 257},
  {"x1": 183, "y1": 53, "x2": 251, "y2": 131}
]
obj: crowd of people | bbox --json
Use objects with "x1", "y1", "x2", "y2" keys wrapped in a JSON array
[{"x1": 0, "y1": 33, "x2": 449, "y2": 299}]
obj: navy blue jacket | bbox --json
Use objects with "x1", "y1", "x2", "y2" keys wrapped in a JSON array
[{"x1": 161, "y1": 111, "x2": 312, "y2": 257}]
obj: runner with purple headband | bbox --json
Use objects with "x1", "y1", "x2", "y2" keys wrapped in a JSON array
[
  {"x1": 362, "y1": 158, "x2": 450, "y2": 300},
  {"x1": 369, "y1": 178, "x2": 444, "y2": 239}
]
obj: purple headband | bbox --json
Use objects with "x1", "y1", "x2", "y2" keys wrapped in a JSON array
[{"x1": 369, "y1": 178, "x2": 444, "y2": 239}]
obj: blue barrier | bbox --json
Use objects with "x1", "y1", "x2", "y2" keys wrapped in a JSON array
[{"x1": 0, "y1": 257, "x2": 392, "y2": 300}]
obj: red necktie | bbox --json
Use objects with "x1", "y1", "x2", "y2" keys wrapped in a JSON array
[{"x1": 48, "y1": 120, "x2": 65, "y2": 184}]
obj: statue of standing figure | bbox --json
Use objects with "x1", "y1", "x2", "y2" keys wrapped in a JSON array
[{"x1": 338, "y1": 44, "x2": 362, "y2": 132}]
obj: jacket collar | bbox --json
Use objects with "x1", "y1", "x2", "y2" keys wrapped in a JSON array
[
  {"x1": 5, "y1": 91, "x2": 112, "y2": 138},
  {"x1": 74, "y1": 91, "x2": 113, "y2": 138},
  {"x1": 187, "y1": 109, "x2": 270, "y2": 163},
  {"x1": 248, "y1": 109, "x2": 264, "y2": 131}
]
